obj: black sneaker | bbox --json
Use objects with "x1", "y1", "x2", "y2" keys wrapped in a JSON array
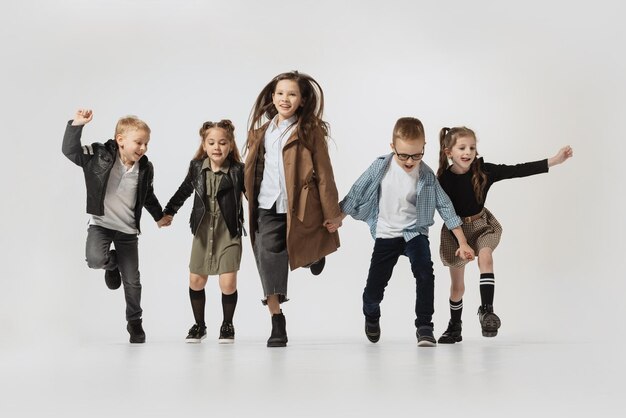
[
  {"x1": 185, "y1": 324, "x2": 207, "y2": 343},
  {"x1": 104, "y1": 250, "x2": 121, "y2": 290},
  {"x1": 438, "y1": 320, "x2": 463, "y2": 344},
  {"x1": 478, "y1": 305, "x2": 501, "y2": 337},
  {"x1": 218, "y1": 322, "x2": 235, "y2": 344},
  {"x1": 365, "y1": 319, "x2": 380, "y2": 343},
  {"x1": 309, "y1": 257, "x2": 326, "y2": 276},
  {"x1": 416, "y1": 326, "x2": 436, "y2": 347},
  {"x1": 127, "y1": 319, "x2": 146, "y2": 344}
]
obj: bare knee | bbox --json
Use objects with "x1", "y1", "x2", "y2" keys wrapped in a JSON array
[
  {"x1": 478, "y1": 251, "x2": 494, "y2": 272},
  {"x1": 189, "y1": 274, "x2": 208, "y2": 290},
  {"x1": 219, "y1": 272, "x2": 237, "y2": 294}
]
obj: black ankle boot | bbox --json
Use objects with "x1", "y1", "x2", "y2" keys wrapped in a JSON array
[
  {"x1": 267, "y1": 312, "x2": 288, "y2": 347},
  {"x1": 478, "y1": 304, "x2": 501, "y2": 337},
  {"x1": 127, "y1": 318, "x2": 146, "y2": 343},
  {"x1": 438, "y1": 320, "x2": 463, "y2": 344}
]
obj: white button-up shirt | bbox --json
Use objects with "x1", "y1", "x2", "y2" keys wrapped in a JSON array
[
  {"x1": 257, "y1": 116, "x2": 296, "y2": 213},
  {"x1": 90, "y1": 155, "x2": 139, "y2": 234}
]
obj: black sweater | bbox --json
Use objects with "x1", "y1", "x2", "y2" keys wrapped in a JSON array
[{"x1": 438, "y1": 158, "x2": 549, "y2": 217}]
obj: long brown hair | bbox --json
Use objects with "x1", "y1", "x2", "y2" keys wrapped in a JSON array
[
  {"x1": 193, "y1": 119, "x2": 242, "y2": 163},
  {"x1": 438, "y1": 126, "x2": 488, "y2": 203},
  {"x1": 245, "y1": 71, "x2": 329, "y2": 152}
]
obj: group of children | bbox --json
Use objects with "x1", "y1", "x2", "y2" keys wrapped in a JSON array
[{"x1": 63, "y1": 71, "x2": 573, "y2": 346}]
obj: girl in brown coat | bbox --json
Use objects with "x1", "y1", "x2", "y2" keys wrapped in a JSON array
[{"x1": 244, "y1": 71, "x2": 341, "y2": 347}]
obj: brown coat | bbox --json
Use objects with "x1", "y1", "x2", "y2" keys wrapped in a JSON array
[{"x1": 244, "y1": 122, "x2": 341, "y2": 270}]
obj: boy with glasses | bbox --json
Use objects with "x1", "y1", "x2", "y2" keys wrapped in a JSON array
[{"x1": 324, "y1": 117, "x2": 473, "y2": 346}]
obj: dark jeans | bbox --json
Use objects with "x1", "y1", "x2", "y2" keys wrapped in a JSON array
[
  {"x1": 363, "y1": 235, "x2": 435, "y2": 328},
  {"x1": 86, "y1": 225, "x2": 142, "y2": 321},
  {"x1": 253, "y1": 204, "x2": 289, "y2": 304}
]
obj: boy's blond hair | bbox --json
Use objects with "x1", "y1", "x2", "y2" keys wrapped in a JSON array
[
  {"x1": 115, "y1": 115, "x2": 151, "y2": 138},
  {"x1": 392, "y1": 117, "x2": 425, "y2": 144}
]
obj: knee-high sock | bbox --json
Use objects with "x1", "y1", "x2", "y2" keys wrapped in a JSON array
[
  {"x1": 479, "y1": 273, "x2": 495, "y2": 306},
  {"x1": 189, "y1": 288, "x2": 206, "y2": 327},
  {"x1": 221, "y1": 291, "x2": 238, "y2": 324},
  {"x1": 450, "y1": 299, "x2": 463, "y2": 322}
]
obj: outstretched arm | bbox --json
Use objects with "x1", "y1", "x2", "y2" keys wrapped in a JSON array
[
  {"x1": 548, "y1": 145, "x2": 573, "y2": 167},
  {"x1": 71, "y1": 109, "x2": 93, "y2": 126},
  {"x1": 62, "y1": 109, "x2": 95, "y2": 166}
]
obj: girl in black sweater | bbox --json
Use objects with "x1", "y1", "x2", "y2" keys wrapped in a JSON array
[{"x1": 436, "y1": 126, "x2": 572, "y2": 343}]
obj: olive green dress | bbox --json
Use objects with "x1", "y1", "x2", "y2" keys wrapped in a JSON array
[{"x1": 189, "y1": 159, "x2": 242, "y2": 276}]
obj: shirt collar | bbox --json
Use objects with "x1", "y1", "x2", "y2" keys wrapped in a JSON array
[
  {"x1": 268, "y1": 115, "x2": 297, "y2": 133},
  {"x1": 202, "y1": 157, "x2": 230, "y2": 173},
  {"x1": 116, "y1": 154, "x2": 139, "y2": 173}
]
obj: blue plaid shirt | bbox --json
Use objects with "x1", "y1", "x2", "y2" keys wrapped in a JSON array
[{"x1": 340, "y1": 154, "x2": 462, "y2": 241}]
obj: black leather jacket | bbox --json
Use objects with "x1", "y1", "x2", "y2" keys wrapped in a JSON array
[
  {"x1": 164, "y1": 159, "x2": 245, "y2": 238},
  {"x1": 62, "y1": 122, "x2": 164, "y2": 233}
]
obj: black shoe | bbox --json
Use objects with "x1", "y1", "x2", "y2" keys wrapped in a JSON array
[
  {"x1": 185, "y1": 323, "x2": 207, "y2": 343},
  {"x1": 416, "y1": 326, "x2": 437, "y2": 347},
  {"x1": 218, "y1": 322, "x2": 235, "y2": 344},
  {"x1": 127, "y1": 319, "x2": 146, "y2": 344},
  {"x1": 267, "y1": 312, "x2": 288, "y2": 347},
  {"x1": 104, "y1": 250, "x2": 121, "y2": 290},
  {"x1": 438, "y1": 320, "x2": 463, "y2": 344},
  {"x1": 478, "y1": 305, "x2": 501, "y2": 337},
  {"x1": 364, "y1": 319, "x2": 380, "y2": 343},
  {"x1": 309, "y1": 257, "x2": 326, "y2": 276}
]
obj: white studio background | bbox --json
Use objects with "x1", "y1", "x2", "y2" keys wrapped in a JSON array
[{"x1": 0, "y1": 0, "x2": 623, "y2": 346}]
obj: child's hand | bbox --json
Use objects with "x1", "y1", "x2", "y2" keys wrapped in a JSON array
[
  {"x1": 157, "y1": 215, "x2": 173, "y2": 228},
  {"x1": 548, "y1": 145, "x2": 573, "y2": 167},
  {"x1": 71, "y1": 109, "x2": 93, "y2": 126},
  {"x1": 323, "y1": 214, "x2": 345, "y2": 233},
  {"x1": 324, "y1": 221, "x2": 341, "y2": 233},
  {"x1": 455, "y1": 244, "x2": 475, "y2": 261}
]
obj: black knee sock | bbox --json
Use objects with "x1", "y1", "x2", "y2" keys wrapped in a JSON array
[
  {"x1": 221, "y1": 291, "x2": 238, "y2": 324},
  {"x1": 479, "y1": 273, "x2": 495, "y2": 306},
  {"x1": 450, "y1": 299, "x2": 463, "y2": 323},
  {"x1": 189, "y1": 288, "x2": 206, "y2": 327}
]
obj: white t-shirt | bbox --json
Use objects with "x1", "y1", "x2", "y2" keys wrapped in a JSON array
[
  {"x1": 257, "y1": 115, "x2": 296, "y2": 213},
  {"x1": 90, "y1": 155, "x2": 139, "y2": 234},
  {"x1": 375, "y1": 160, "x2": 420, "y2": 239}
]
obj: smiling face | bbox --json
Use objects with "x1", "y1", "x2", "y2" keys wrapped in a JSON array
[
  {"x1": 391, "y1": 137, "x2": 425, "y2": 173},
  {"x1": 116, "y1": 128, "x2": 150, "y2": 167},
  {"x1": 272, "y1": 79, "x2": 303, "y2": 122},
  {"x1": 446, "y1": 134, "x2": 477, "y2": 174},
  {"x1": 202, "y1": 127, "x2": 232, "y2": 170}
]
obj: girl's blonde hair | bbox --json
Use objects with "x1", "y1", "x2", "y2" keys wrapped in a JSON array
[
  {"x1": 438, "y1": 126, "x2": 488, "y2": 204},
  {"x1": 245, "y1": 70, "x2": 329, "y2": 152},
  {"x1": 115, "y1": 115, "x2": 150, "y2": 137},
  {"x1": 193, "y1": 119, "x2": 242, "y2": 163}
]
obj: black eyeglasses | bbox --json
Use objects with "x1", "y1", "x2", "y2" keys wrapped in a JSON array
[
  {"x1": 393, "y1": 147, "x2": 424, "y2": 161},
  {"x1": 202, "y1": 120, "x2": 233, "y2": 130}
]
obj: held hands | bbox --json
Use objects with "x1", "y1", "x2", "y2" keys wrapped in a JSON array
[
  {"x1": 324, "y1": 213, "x2": 346, "y2": 233},
  {"x1": 157, "y1": 214, "x2": 173, "y2": 228},
  {"x1": 548, "y1": 145, "x2": 573, "y2": 167},
  {"x1": 455, "y1": 243, "x2": 475, "y2": 261},
  {"x1": 71, "y1": 109, "x2": 94, "y2": 126}
]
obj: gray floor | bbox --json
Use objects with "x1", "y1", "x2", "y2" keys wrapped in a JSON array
[{"x1": 1, "y1": 335, "x2": 623, "y2": 417}]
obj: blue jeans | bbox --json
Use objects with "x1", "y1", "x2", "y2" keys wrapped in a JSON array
[
  {"x1": 85, "y1": 225, "x2": 142, "y2": 321},
  {"x1": 362, "y1": 235, "x2": 435, "y2": 328}
]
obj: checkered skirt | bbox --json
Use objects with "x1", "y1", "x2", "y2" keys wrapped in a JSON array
[{"x1": 439, "y1": 207, "x2": 503, "y2": 268}]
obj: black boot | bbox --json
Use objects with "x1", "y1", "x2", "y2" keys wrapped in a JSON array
[
  {"x1": 478, "y1": 305, "x2": 501, "y2": 337},
  {"x1": 267, "y1": 312, "x2": 288, "y2": 347},
  {"x1": 437, "y1": 320, "x2": 463, "y2": 344},
  {"x1": 127, "y1": 318, "x2": 146, "y2": 344}
]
